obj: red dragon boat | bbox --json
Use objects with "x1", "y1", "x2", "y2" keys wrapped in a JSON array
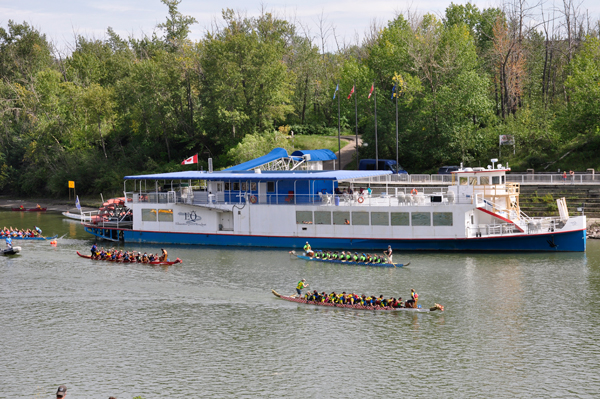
[
  {"x1": 76, "y1": 251, "x2": 182, "y2": 265},
  {"x1": 271, "y1": 290, "x2": 443, "y2": 312}
]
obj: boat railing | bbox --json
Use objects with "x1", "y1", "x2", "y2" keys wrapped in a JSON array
[{"x1": 351, "y1": 172, "x2": 600, "y2": 185}]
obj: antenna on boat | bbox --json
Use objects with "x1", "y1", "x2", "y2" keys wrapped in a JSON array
[{"x1": 490, "y1": 158, "x2": 498, "y2": 169}]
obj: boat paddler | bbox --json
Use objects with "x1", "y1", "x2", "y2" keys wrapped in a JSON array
[
  {"x1": 160, "y1": 248, "x2": 168, "y2": 262},
  {"x1": 296, "y1": 279, "x2": 308, "y2": 297}
]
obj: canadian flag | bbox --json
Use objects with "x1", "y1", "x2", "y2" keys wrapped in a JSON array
[{"x1": 181, "y1": 154, "x2": 198, "y2": 165}]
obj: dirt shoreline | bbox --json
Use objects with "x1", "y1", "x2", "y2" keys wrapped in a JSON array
[{"x1": 0, "y1": 196, "x2": 99, "y2": 213}]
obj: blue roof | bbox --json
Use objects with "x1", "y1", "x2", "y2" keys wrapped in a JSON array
[
  {"x1": 222, "y1": 148, "x2": 293, "y2": 171},
  {"x1": 290, "y1": 149, "x2": 337, "y2": 162},
  {"x1": 124, "y1": 170, "x2": 391, "y2": 182}
]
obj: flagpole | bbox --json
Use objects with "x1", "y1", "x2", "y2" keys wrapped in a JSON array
[
  {"x1": 337, "y1": 82, "x2": 341, "y2": 171},
  {"x1": 355, "y1": 83, "x2": 358, "y2": 169},
  {"x1": 395, "y1": 90, "x2": 398, "y2": 170},
  {"x1": 374, "y1": 83, "x2": 378, "y2": 170}
]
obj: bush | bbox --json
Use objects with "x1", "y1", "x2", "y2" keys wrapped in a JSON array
[{"x1": 288, "y1": 124, "x2": 339, "y2": 136}]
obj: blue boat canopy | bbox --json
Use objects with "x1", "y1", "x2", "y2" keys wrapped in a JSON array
[
  {"x1": 124, "y1": 170, "x2": 391, "y2": 182},
  {"x1": 290, "y1": 149, "x2": 337, "y2": 162},
  {"x1": 222, "y1": 148, "x2": 296, "y2": 171}
]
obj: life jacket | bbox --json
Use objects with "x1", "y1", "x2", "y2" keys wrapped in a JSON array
[{"x1": 297, "y1": 281, "x2": 305, "y2": 290}]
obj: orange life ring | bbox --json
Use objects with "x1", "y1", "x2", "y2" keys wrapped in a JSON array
[
  {"x1": 357, "y1": 196, "x2": 364, "y2": 204},
  {"x1": 411, "y1": 188, "x2": 418, "y2": 195},
  {"x1": 249, "y1": 195, "x2": 257, "y2": 204}
]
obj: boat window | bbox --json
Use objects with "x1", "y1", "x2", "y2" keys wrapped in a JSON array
[
  {"x1": 479, "y1": 176, "x2": 489, "y2": 185},
  {"x1": 142, "y1": 209, "x2": 157, "y2": 222},
  {"x1": 391, "y1": 212, "x2": 410, "y2": 226},
  {"x1": 333, "y1": 211, "x2": 350, "y2": 225},
  {"x1": 251, "y1": 182, "x2": 257, "y2": 191},
  {"x1": 267, "y1": 182, "x2": 275, "y2": 192},
  {"x1": 433, "y1": 212, "x2": 453, "y2": 226},
  {"x1": 216, "y1": 183, "x2": 223, "y2": 192},
  {"x1": 371, "y1": 212, "x2": 389, "y2": 226},
  {"x1": 352, "y1": 212, "x2": 369, "y2": 225},
  {"x1": 225, "y1": 182, "x2": 231, "y2": 191},
  {"x1": 233, "y1": 182, "x2": 240, "y2": 191},
  {"x1": 492, "y1": 176, "x2": 500, "y2": 184},
  {"x1": 460, "y1": 177, "x2": 468, "y2": 185},
  {"x1": 469, "y1": 177, "x2": 477, "y2": 185},
  {"x1": 296, "y1": 211, "x2": 313, "y2": 225},
  {"x1": 158, "y1": 209, "x2": 173, "y2": 222},
  {"x1": 314, "y1": 211, "x2": 331, "y2": 225},
  {"x1": 242, "y1": 182, "x2": 247, "y2": 191},
  {"x1": 501, "y1": 176, "x2": 505, "y2": 184},
  {"x1": 411, "y1": 212, "x2": 431, "y2": 226}
]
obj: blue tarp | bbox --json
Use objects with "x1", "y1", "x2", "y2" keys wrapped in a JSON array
[
  {"x1": 290, "y1": 149, "x2": 337, "y2": 162},
  {"x1": 222, "y1": 147, "x2": 290, "y2": 171},
  {"x1": 124, "y1": 170, "x2": 391, "y2": 181}
]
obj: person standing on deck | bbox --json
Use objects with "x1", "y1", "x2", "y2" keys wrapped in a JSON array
[
  {"x1": 296, "y1": 279, "x2": 308, "y2": 297},
  {"x1": 384, "y1": 245, "x2": 393, "y2": 263},
  {"x1": 160, "y1": 248, "x2": 168, "y2": 262}
]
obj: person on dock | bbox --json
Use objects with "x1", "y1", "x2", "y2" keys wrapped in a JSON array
[
  {"x1": 296, "y1": 279, "x2": 308, "y2": 297},
  {"x1": 384, "y1": 245, "x2": 393, "y2": 263}
]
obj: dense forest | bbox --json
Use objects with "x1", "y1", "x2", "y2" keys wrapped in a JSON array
[{"x1": 1, "y1": 0, "x2": 599, "y2": 196}]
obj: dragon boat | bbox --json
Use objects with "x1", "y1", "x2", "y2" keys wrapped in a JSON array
[
  {"x1": 1, "y1": 234, "x2": 58, "y2": 241},
  {"x1": 76, "y1": 251, "x2": 182, "y2": 265},
  {"x1": 11, "y1": 207, "x2": 47, "y2": 212},
  {"x1": 272, "y1": 290, "x2": 443, "y2": 312},
  {"x1": 290, "y1": 250, "x2": 408, "y2": 268}
]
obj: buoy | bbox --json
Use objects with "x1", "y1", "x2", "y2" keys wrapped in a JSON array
[{"x1": 50, "y1": 240, "x2": 57, "y2": 246}]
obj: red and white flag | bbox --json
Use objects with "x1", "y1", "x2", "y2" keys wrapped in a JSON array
[
  {"x1": 181, "y1": 154, "x2": 198, "y2": 165},
  {"x1": 347, "y1": 86, "x2": 355, "y2": 99},
  {"x1": 368, "y1": 84, "x2": 374, "y2": 99}
]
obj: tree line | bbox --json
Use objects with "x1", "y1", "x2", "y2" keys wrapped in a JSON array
[{"x1": 1, "y1": 0, "x2": 599, "y2": 196}]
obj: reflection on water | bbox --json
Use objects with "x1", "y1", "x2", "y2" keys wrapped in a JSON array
[{"x1": 1, "y1": 210, "x2": 600, "y2": 398}]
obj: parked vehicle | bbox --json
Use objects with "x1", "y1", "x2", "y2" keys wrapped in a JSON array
[
  {"x1": 358, "y1": 159, "x2": 408, "y2": 174},
  {"x1": 438, "y1": 165, "x2": 460, "y2": 174}
]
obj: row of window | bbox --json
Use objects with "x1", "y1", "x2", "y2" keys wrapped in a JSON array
[
  {"x1": 142, "y1": 209, "x2": 174, "y2": 222},
  {"x1": 296, "y1": 211, "x2": 453, "y2": 227},
  {"x1": 223, "y1": 182, "x2": 275, "y2": 192},
  {"x1": 459, "y1": 175, "x2": 504, "y2": 185}
]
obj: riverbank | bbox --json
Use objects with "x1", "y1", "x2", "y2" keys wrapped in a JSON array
[{"x1": 0, "y1": 196, "x2": 99, "y2": 213}]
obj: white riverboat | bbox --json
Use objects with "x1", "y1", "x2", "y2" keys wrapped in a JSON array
[{"x1": 82, "y1": 148, "x2": 586, "y2": 251}]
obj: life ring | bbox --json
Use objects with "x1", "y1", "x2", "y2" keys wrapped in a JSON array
[
  {"x1": 249, "y1": 195, "x2": 257, "y2": 204},
  {"x1": 569, "y1": 170, "x2": 574, "y2": 176},
  {"x1": 411, "y1": 188, "x2": 418, "y2": 195},
  {"x1": 357, "y1": 196, "x2": 364, "y2": 204}
]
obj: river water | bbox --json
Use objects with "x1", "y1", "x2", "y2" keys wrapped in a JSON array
[{"x1": 1, "y1": 210, "x2": 599, "y2": 398}]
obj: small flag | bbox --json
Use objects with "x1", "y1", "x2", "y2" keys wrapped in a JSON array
[
  {"x1": 181, "y1": 154, "x2": 198, "y2": 165},
  {"x1": 75, "y1": 195, "x2": 81, "y2": 211},
  {"x1": 391, "y1": 84, "x2": 396, "y2": 99},
  {"x1": 347, "y1": 86, "x2": 355, "y2": 99},
  {"x1": 368, "y1": 84, "x2": 374, "y2": 99},
  {"x1": 333, "y1": 83, "x2": 339, "y2": 99}
]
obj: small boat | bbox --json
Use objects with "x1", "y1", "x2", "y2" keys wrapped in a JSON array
[
  {"x1": 271, "y1": 290, "x2": 443, "y2": 312},
  {"x1": 2, "y1": 234, "x2": 58, "y2": 241},
  {"x1": 76, "y1": 251, "x2": 182, "y2": 265},
  {"x1": 290, "y1": 251, "x2": 408, "y2": 268},
  {"x1": 11, "y1": 207, "x2": 47, "y2": 212},
  {"x1": 1, "y1": 246, "x2": 21, "y2": 256},
  {"x1": 62, "y1": 211, "x2": 91, "y2": 222}
]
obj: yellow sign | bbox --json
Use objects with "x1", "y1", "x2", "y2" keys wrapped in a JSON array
[{"x1": 68, "y1": 181, "x2": 75, "y2": 188}]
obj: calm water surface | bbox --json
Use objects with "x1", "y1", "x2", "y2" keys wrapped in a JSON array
[{"x1": 1, "y1": 210, "x2": 599, "y2": 398}]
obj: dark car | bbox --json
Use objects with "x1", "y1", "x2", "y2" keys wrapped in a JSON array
[
  {"x1": 358, "y1": 159, "x2": 408, "y2": 174},
  {"x1": 438, "y1": 165, "x2": 460, "y2": 174}
]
